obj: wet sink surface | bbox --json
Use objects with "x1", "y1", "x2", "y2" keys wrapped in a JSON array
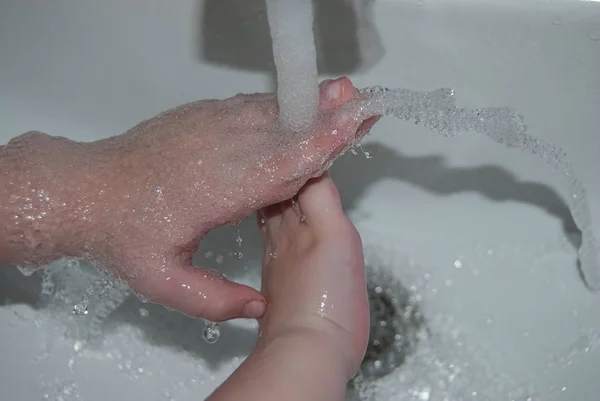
[{"x1": 1, "y1": 0, "x2": 600, "y2": 400}]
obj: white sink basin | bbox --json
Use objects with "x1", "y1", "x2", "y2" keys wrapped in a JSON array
[{"x1": 1, "y1": 0, "x2": 599, "y2": 400}]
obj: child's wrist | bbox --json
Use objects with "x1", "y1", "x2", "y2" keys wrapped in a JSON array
[{"x1": 257, "y1": 325, "x2": 355, "y2": 381}]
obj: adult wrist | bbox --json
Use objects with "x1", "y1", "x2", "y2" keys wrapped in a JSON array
[{"x1": 0, "y1": 132, "x2": 117, "y2": 266}]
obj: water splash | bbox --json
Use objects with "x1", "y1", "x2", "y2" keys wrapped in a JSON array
[
  {"x1": 72, "y1": 273, "x2": 123, "y2": 317},
  {"x1": 349, "y1": 86, "x2": 600, "y2": 291},
  {"x1": 36, "y1": 258, "x2": 132, "y2": 340},
  {"x1": 41, "y1": 380, "x2": 80, "y2": 401}
]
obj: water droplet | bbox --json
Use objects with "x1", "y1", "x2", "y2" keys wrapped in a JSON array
[
  {"x1": 205, "y1": 250, "x2": 214, "y2": 258},
  {"x1": 588, "y1": 28, "x2": 600, "y2": 41},
  {"x1": 354, "y1": 143, "x2": 373, "y2": 159},
  {"x1": 415, "y1": 388, "x2": 431, "y2": 400},
  {"x1": 234, "y1": 251, "x2": 243, "y2": 259},
  {"x1": 236, "y1": 229, "x2": 243, "y2": 248},
  {"x1": 551, "y1": 16, "x2": 563, "y2": 26},
  {"x1": 454, "y1": 260, "x2": 463, "y2": 269},
  {"x1": 215, "y1": 254, "x2": 224, "y2": 264},
  {"x1": 350, "y1": 147, "x2": 359, "y2": 155},
  {"x1": 73, "y1": 340, "x2": 84, "y2": 352},
  {"x1": 290, "y1": 197, "x2": 307, "y2": 223},
  {"x1": 72, "y1": 299, "x2": 89, "y2": 316},
  {"x1": 203, "y1": 321, "x2": 220, "y2": 344},
  {"x1": 139, "y1": 308, "x2": 149, "y2": 317}
]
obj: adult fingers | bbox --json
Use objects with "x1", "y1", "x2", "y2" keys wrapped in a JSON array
[{"x1": 130, "y1": 262, "x2": 266, "y2": 322}]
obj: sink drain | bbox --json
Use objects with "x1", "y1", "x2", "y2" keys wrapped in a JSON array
[{"x1": 354, "y1": 264, "x2": 427, "y2": 382}]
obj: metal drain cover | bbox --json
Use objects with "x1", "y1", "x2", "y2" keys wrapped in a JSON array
[{"x1": 355, "y1": 265, "x2": 427, "y2": 381}]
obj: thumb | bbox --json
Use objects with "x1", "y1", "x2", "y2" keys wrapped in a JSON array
[
  {"x1": 129, "y1": 262, "x2": 266, "y2": 322},
  {"x1": 302, "y1": 78, "x2": 381, "y2": 169},
  {"x1": 319, "y1": 77, "x2": 356, "y2": 112}
]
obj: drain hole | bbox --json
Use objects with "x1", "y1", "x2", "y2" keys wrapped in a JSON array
[{"x1": 354, "y1": 265, "x2": 427, "y2": 382}]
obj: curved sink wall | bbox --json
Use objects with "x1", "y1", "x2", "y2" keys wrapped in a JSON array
[{"x1": 1, "y1": 0, "x2": 599, "y2": 400}]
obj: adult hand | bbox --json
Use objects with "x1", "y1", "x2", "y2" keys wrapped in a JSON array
[{"x1": 1, "y1": 77, "x2": 378, "y2": 322}]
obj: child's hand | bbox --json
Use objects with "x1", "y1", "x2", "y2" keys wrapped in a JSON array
[{"x1": 257, "y1": 172, "x2": 370, "y2": 377}]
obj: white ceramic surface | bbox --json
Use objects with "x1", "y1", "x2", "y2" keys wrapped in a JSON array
[{"x1": 1, "y1": 1, "x2": 600, "y2": 400}]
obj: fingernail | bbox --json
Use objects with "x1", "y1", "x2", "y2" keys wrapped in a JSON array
[
  {"x1": 242, "y1": 300, "x2": 266, "y2": 319},
  {"x1": 326, "y1": 79, "x2": 343, "y2": 100}
]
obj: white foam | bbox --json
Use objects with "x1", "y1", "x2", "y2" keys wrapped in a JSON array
[{"x1": 266, "y1": 0, "x2": 319, "y2": 133}]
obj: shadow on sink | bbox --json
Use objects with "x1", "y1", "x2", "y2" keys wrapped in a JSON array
[
  {"x1": 196, "y1": 0, "x2": 384, "y2": 89},
  {"x1": 104, "y1": 297, "x2": 258, "y2": 371},
  {"x1": 0, "y1": 264, "x2": 257, "y2": 370},
  {"x1": 332, "y1": 141, "x2": 581, "y2": 247}
]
